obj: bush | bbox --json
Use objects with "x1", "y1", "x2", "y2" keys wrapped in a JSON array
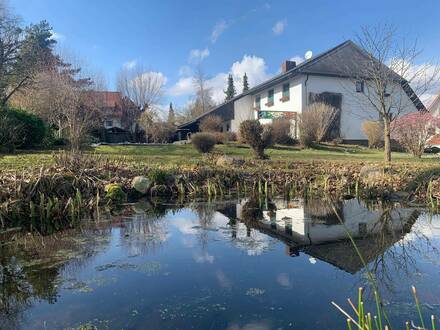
[
  {"x1": 239, "y1": 120, "x2": 274, "y2": 159},
  {"x1": 150, "y1": 122, "x2": 176, "y2": 143},
  {"x1": 0, "y1": 108, "x2": 48, "y2": 152},
  {"x1": 362, "y1": 121, "x2": 383, "y2": 148},
  {"x1": 271, "y1": 119, "x2": 295, "y2": 145},
  {"x1": 199, "y1": 115, "x2": 223, "y2": 132},
  {"x1": 191, "y1": 132, "x2": 217, "y2": 153},
  {"x1": 298, "y1": 103, "x2": 339, "y2": 148},
  {"x1": 391, "y1": 113, "x2": 440, "y2": 158}
]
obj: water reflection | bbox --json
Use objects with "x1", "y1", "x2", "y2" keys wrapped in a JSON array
[
  {"x1": 0, "y1": 197, "x2": 439, "y2": 329},
  {"x1": 226, "y1": 198, "x2": 419, "y2": 274}
]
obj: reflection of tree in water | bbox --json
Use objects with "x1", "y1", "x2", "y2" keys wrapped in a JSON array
[
  {"x1": 190, "y1": 202, "x2": 218, "y2": 248},
  {"x1": 0, "y1": 228, "x2": 112, "y2": 329}
]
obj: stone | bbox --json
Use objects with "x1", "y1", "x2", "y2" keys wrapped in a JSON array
[{"x1": 131, "y1": 176, "x2": 150, "y2": 194}]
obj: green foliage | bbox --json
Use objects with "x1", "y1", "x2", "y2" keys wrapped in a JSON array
[
  {"x1": 104, "y1": 184, "x2": 126, "y2": 204},
  {"x1": 191, "y1": 132, "x2": 217, "y2": 153},
  {"x1": 242, "y1": 73, "x2": 249, "y2": 92},
  {"x1": 224, "y1": 74, "x2": 236, "y2": 101},
  {"x1": 0, "y1": 108, "x2": 48, "y2": 152},
  {"x1": 239, "y1": 120, "x2": 274, "y2": 159}
]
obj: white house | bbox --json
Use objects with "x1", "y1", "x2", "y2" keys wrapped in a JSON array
[{"x1": 178, "y1": 40, "x2": 424, "y2": 143}]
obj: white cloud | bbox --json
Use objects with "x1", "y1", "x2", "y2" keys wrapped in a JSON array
[
  {"x1": 138, "y1": 71, "x2": 167, "y2": 86},
  {"x1": 189, "y1": 48, "x2": 210, "y2": 62},
  {"x1": 193, "y1": 251, "x2": 215, "y2": 264},
  {"x1": 211, "y1": 20, "x2": 228, "y2": 43},
  {"x1": 51, "y1": 31, "x2": 65, "y2": 41},
  {"x1": 123, "y1": 60, "x2": 137, "y2": 70},
  {"x1": 272, "y1": 19, "x2": 287, "y2": 36},
  {"x1": 390, "y1": 58, "x2": 440, "y2": 108},
  {"x1": 168, "y1": 54, "x2": 272, "y2": 103},
  {"x1": 168, "y1": 76, "x2": 195, "y2": 96},
  {"x1": 178, "y1": 65, "x2": 192, "y2": 76},
  {"x1": 290, "y1": 55, "x2": 305, "y2": 64}
]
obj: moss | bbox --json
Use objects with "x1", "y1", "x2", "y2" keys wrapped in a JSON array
[{"x1": 104, "y1": 184, "x2": 126, "y2": 204}]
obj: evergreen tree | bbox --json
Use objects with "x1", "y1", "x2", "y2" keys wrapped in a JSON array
[
  {"x1": 167, "y1": 102, "x2": 175, "y2": 125},
  {"x1": 242, "y1": 72, "x2": 249, "y2": 92},
  {"x1": 224, "y1": 74, "x2": 236, "y2": 101}
]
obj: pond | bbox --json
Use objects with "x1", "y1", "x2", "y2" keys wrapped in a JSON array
[{"x1": 1, "y1": 197, "x2": 440, "y2": 329}]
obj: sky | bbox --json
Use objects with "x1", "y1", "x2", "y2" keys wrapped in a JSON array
[{"x1": 9, "y1": 0, "x2": 440, "y2": 111}]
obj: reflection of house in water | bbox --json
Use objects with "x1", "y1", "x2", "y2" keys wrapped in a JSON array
[{"x1": 218, "y1": 198, "x2": 418, "y2": 274}]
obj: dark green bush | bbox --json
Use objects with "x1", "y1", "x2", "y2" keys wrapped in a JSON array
[
  {"x1": 239, "y1": 120, "x2": 273, "y2": 159},
  {"x1": 0, "y1": 108, "x2": 49, "y2": 151},
  {"x1": 191, "y1": 132, "x2": 216, "y2": 153}
]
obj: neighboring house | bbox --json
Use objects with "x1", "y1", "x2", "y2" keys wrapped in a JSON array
[
  {"x1": 426, "y1": 92, "x2": 440, "y2": 147},
  {"x1": 90, "y1": 91, "x2": 140, "y2": 143},
  {"x1": 178, "y1": 40, "x2": 424, "y2": 143}
]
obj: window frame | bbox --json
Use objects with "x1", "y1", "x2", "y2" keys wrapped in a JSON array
[
  {"x1": 355, "y1": 80, "x2": 364, "y2": 93},
  {"x1": 267, "y1": 89, "x2": 274, "y2": 106}
]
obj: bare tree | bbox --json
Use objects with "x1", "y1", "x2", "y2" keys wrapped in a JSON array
[
  {"x1": 184, "y1": 63, "x2": 215, "y2": 120},
  {"x1": 347, "y1": 25, "x2": 440, "y2": 161},
  {"x1": 116, "y1": 63, "x2": 165, "y2": 110}
]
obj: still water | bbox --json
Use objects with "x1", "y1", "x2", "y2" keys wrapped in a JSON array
[{"x1": 1, "y1": 198, "x2": 440, "y2": 329}]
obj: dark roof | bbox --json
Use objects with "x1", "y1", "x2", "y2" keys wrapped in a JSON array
[{"x1": 178, "y1": 40, "x2": 425, "y2": 129}]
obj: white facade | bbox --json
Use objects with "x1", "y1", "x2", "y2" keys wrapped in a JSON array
[{"x1": 232, "y1": 74, "x2": 418, "y2": 141}]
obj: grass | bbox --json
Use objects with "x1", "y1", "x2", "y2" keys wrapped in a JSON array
[{"x1": 1, "y1": 143, "x2": 438, "y2": 171}]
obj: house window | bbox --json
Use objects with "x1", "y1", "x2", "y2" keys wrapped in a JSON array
[
  {"x1": 105, "y1": 120, "x2": 113, "y2": 127},
  {"x1": 281, "y1": 83, "x2": 290, "y2": 101},
  {"x1": 255, "y1": 95, "x2": 261, "y2": 109},
  {"x1": 355, "y1": 80, "x2": 364, "y2": 93},
  {"x1": 267, "y1": 89, "x2": 274, "y2": 106}
]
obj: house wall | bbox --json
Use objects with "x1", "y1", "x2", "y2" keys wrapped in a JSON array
[
  {"x1": 231, "y1": 76, "x2": 304, "y2": 132},
  {"x1": 104, "y1": 117, "x2": 122, "y2": 129},
  {"x1": 304, "y1": 75, "x2": 418, "y2": 140},
  {"x1": 231, "y1": 95, "x2": 254, "y2": 132},
  {"x1": 230, "y1": 74, "x2": 418, "y2": 141}
]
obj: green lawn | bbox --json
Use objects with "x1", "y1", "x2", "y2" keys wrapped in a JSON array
[{"x1": 1, "y1": 143, "x2": 438, "y2": 171}]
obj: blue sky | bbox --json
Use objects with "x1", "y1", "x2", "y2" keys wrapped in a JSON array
[{"x1": 9, "y1": 0, "x2": 440, "y2": 110}]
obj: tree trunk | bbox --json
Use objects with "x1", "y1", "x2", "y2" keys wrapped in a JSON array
[{"x1": 383, "y1": 117, "x2": 392, "y2": 162}]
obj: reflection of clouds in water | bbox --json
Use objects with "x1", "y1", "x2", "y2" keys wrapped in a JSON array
[
  {"x1": 192, "y1": 251, "x2": 215, "y2": 264},
  {"x1": 216, "y1": 270, "x2": 232, "y2": 289},
  {"x1": 229, "y1": 224, "x2": 274, "y2": 256},
  {"x1": 171, "y1": 216, "x2": 200, "y2": 234},
  {"x1": 403, "y1": 213, "x2": 440, "y2": 242},
  {"x1": 276, "y1": 273, "x2": 291, "y2": 287},
  {"x1": 226, "y1": 320, "x2": 272, "y2": 330},
  {"x1": 181, "y1": 236, "x2": 196, "y2": 248}
]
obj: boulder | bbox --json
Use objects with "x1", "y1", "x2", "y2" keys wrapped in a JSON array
[
  {"x1": 131, "y1": 176, "x2": 151, "y2": 194},
  {"x1": 215, "y1": 155, "x2": 245, "y2": 167}
]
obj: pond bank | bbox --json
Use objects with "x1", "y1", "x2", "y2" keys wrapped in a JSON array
[{"x1": 1, "y1": 152, "x2": 440, "y2": 234}]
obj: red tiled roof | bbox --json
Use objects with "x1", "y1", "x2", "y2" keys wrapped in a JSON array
[
  {"x1": 428, "y1": 134, "x2": 440, "y2": 146},
  {"x1": 89, "y1": 91, "x2": 124, "y2": 108}
]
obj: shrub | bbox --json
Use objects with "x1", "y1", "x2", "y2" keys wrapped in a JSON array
[
  {"x1": 271, "y1": 119, "x2": 295, "y2": 145},
  {"x1": 0, "y1": 108, "x2": 48, "y2": 152},
  {"x1": 191, "y1": 132, "x2": 217, "y2": 153},
  {"x1": 362, "y1": 121, "x2": 383, "y2": 148},
  {"x1": 391, "y1": 112, "x2": 440, "y2": 158},
  {"x1": 239, "y1": 120, "x2": 274, "y2": 159},
  {"x1": 150, "y1": 122, "x2": 176, "y2": 143},
  {"x1": 298, "y1": 112, "x2": 318, "y2": 148},
  {"x1": 223, "y1": 131, "x2": 237, "y2": 142},
  {"x1": 199, "y1": 115, "x2": 223, "y2": 132}
]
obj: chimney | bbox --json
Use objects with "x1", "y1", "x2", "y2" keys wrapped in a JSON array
[{"x1": 281, "y1": 60, "x2": 296, "y2": 73}]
